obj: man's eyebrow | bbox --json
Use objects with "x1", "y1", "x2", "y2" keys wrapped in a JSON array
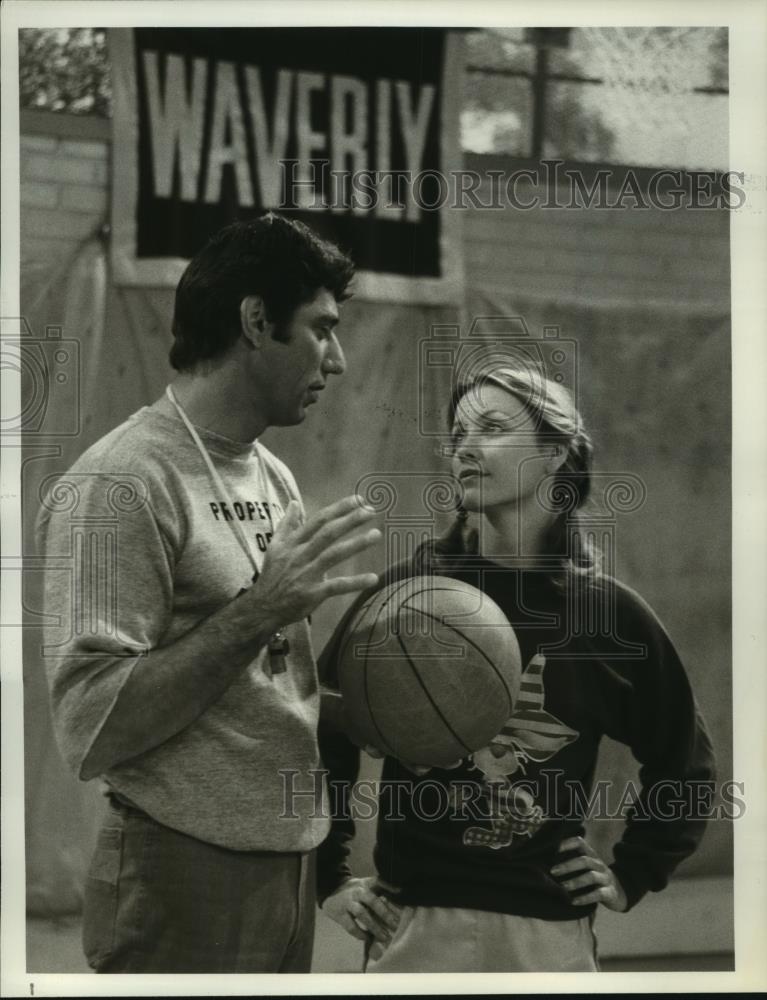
[{"x1": 315, "y1": 312, "x2": 339, "y2": 326}]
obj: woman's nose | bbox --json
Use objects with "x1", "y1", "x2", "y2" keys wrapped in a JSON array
[{"x1": 454, "y1": 433, "x2": 479, "y2": 460}]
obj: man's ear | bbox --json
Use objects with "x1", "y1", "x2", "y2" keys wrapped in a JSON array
[{"x1": 240, "y1": 296, "x2": 271, "y2": 349}]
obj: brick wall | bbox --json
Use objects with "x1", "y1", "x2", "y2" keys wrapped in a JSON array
[
  {"x1": 20, "y1": 111, "x2": 110, "y2": 269},
  {"x1": 463, "y1": 153, "x2": 730, "y2": 311}
]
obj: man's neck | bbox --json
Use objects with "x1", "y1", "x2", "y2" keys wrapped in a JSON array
[{"x1": 169, "y1": 369, "x2": 267, "y2": 442}]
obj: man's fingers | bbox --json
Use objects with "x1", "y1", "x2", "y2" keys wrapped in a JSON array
[
  {"x1": 313, "y1": 528, "x2": 382, "y2": 572},
  {"x1": 273, "y1": 499, "x2": 302, "y2": 536},
  {"x1": 303, "y1": 508, "x2": 379, "y2": 562},
  {"x1": 307, "y1": 494, "x2": 369, "y2": 527},
  {"x1": 256, "y1": 495, "x2": 381, "y2": 622},
  {"x1": 320, "y1": 573, "x2": 381, "y2": 599},
  {"x1": 296, "y1": 495, "x2": 375, "y2": 547}
]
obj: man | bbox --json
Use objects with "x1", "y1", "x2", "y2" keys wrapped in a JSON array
[{"x1": 38, "y1": 213, "x2": 381, "y2": 973}]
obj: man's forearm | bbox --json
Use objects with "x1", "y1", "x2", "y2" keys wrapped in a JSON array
[
  {"x1": 80, "y1": 592, "x2": 280, "y2": 780},
  {"x1": 79, "y1": 492, "x2": 382, "y2": 780}
]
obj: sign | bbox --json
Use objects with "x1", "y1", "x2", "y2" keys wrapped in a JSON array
[{"x1": 110, "y1": 28, "x2": 464, "y2": 303}]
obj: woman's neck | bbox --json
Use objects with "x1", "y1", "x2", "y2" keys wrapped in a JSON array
[{"x1": 478, "y1": 501, "x2": 553, "y2": 565}]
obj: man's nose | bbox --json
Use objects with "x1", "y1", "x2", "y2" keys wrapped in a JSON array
[{"x1": 322, "y1": 333, "x2": 346, "y2": 376}]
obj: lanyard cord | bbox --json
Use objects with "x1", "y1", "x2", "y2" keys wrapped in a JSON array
[
  {"x1": 165, "y1": 385, "x2": 290, "y2": 677},
  {"x1": 165, "y1": 384, "x2": 274, "y2": 578}
]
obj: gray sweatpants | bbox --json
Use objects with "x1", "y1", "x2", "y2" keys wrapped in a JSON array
[{"x1": 82, "y1": 796, "x2": 315, "y2": 973}]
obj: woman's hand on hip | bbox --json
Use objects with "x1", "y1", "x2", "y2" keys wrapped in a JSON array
[
  {"x1": 550, "y1": 836, "x2": 629, "y2": 912},
  {"x1": 322, "y1": 876, "x2": 402, "y2": 944}
]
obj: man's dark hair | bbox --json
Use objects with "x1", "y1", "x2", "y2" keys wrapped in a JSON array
[{"x1": 169, "y1": 213, "x2": 355, "y2": 371}]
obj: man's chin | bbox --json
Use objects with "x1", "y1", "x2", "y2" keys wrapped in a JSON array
[{"x1": 273, "y1": 406, "x2": 307, "y2": 428}]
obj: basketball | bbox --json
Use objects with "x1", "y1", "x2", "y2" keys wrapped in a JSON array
[{"x1": 336, "y1": 575, "x2": 522, "y2": 767}]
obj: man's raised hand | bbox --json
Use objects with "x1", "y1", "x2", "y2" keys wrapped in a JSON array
[{"x1": 251, "y1": 495, "x2": 381, "y2": 629}]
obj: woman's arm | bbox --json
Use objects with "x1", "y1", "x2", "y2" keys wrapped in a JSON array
[{"x1": 598, "y1": 581, "x2": 717, "y2": 910}]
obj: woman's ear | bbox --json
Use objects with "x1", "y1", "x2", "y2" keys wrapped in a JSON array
[
  {"x1": 548, "y1": 443, "x2": 567, "y2": 474},
  {"x1": 240, "y1": 296, "x2": 271, "y2": 349}
]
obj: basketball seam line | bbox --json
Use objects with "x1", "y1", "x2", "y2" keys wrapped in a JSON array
[
  {"x1": 394, "y1": 629, "x2": 473, "y2": 756},
  {"x1": 360, "y1": 577, "x2": 422, "y2": 758},
  {"x1": 337, "y1": 575, "x2": 415, "y2": 677},
  {"x1": 406, "y1": 606, "x2": 517, "y2": 715},
  {"x1": 402, "y1": 584, "x2": 502, "y2": 628}
]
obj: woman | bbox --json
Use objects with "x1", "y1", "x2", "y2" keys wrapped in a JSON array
[{"x1": 316, "y1": 366, "x2": 716, "y2": 972}]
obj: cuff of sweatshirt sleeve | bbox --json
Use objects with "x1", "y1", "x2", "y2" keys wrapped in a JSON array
[{"x1": 609, "y1": 863, "x2": 649, "y2": 912}]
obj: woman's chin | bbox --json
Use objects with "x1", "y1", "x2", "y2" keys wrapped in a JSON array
[
  {"x1": 460, "y1": 492, "x2": 482, "y2": 513},
  {"x1": 460, "y1": 479, "x2": 501, "y2": 513}
]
